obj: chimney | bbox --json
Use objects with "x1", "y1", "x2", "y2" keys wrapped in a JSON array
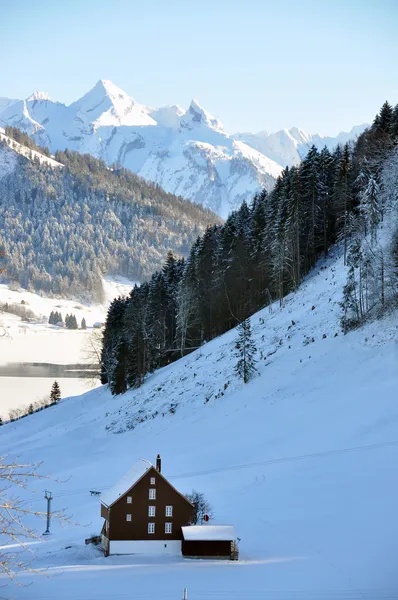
[{"x1": 156, "y1": 454, "x2": 161, "y2": 473}]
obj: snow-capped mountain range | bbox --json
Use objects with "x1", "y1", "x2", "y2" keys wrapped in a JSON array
[{"x1": 0, "y1": 80, "x2": 367, "y2": 218}]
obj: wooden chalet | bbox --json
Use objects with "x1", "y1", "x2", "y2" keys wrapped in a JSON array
[{"x1": 100, "y1": 454, "x2": 194, "y2": 556}]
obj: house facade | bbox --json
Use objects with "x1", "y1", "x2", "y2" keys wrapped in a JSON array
[{"x1": 100, "y1": 455, "x2": 194, "y2": 556}]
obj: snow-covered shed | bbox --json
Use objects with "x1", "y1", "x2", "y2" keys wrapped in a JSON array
[{"x1": 181, "y1": 525, "x2": 239, "y2": 560}]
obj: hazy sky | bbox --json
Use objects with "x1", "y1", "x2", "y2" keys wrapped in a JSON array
[{"x1": 1, "y1": 0, "x2": 397, "y2": 135}]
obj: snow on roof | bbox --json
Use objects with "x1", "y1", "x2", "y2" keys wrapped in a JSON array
[
  {"x1": 100, "y1": 460, "x2": 153, "y2": 507},
  {"x1": 182, "y1": 525, "x2": 237, "y2": 542}
]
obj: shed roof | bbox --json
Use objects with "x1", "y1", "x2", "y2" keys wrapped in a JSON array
[
  {"x1": 182, "y1": 525, "x2": 237, "y2": 541},
  {"x1": 100, "y1": 460, "x2": 153, "y2": 507}
]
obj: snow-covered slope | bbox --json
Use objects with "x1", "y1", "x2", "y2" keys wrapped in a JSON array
[
  {"x1": 233, "y1": 124, "x2": 368, "y2": 169},
  {"x1": 0, "y1": 82, "x2": 282, "y2": 218},
  {"x1": 1, "y1": 247, "x2": 397, "y2": 599},
  {"x1": 0, "y1": 127, "x2": 63, "y2": 173}
]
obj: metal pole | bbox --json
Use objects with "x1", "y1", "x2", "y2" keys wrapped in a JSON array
[
  {"x1": 43, "y1": 490, "x2": 52, "y2": 535},
  {"x1": 183, "y1": 588, "x2": 188, "y2": 600}
]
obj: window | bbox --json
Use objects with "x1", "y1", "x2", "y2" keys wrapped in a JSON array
[
  {"x1": 148, "y1": 523, "x2": 155, "y2": 534},
  {"x1": 149, "y1": 488, "x2": 156, "y2": 500},
  {"x1": 165, "y1": 505, "x2": 173, "y2": 517},
  {"x1": 127, "y1": 496, "x2": 132, "y2": 504},
  {"x1": 126, "y1": 514, "x2": 132, "y2": 522},
  {"x1": 148, "y1": 506, "x2": 156, "y2": 517},
  {"x1": 150, "y1": 477, "x2": 156, "y2": 485},
  {"x1": 165, "y1": 522, "x2": 172, "y2": 534}
]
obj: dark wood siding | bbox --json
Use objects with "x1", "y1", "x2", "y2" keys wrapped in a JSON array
[
  {"x1": 182, "y1": 540, "x2": 232, "y2": 558},
  {"x1": 101, "y1": 504, "x2": 109, "y2": 520},
  {"x1": 107, "y1": 467, "x2": 193, "y2": 542}
]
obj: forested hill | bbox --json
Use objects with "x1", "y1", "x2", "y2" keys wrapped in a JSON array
[
  {"x1": 101, "y1": 101, "x2": 398, "y2": 394},
  {"x1": 0, "y1": 137, "x2": 220, "y2": 301}
]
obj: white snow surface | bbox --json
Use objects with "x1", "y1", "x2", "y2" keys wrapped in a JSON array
[
  {"x1": 100, "y1": 460, "x2": 152, "y2": 507},
  {"x1": 182, "y1": 525, "x2": 237, "y2": 541},
  {"x1": 0, "y1": 247, "x2": 397, "y2": 599}
]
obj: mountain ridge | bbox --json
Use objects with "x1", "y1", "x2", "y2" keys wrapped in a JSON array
[{"x1": 0, "y1": 81, "x2": 367, "y2": 218}]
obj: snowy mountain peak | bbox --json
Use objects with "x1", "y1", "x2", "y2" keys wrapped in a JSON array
[
  {"x1": 69, "y1": 80, "x2": 156, "y2": 128},
  {"x1": 27, "y1": 91, "x2": 52, "y2": 102},
  {"x1": 181, "y1": 98, "x2": 224, "y2": 132},
  {"x1": 95, "y1": 79, "x2": 132, "y2": 102}
]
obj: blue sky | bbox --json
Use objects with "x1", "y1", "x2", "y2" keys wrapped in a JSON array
[{"x1": 1, "y1": 0, "x2": 397, "y2": 135}]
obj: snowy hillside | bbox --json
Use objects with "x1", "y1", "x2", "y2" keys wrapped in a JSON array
[
  {"x1": 0, "y1": 132, "x2": 218, "y2": 298},
  {"x1": 233, "y1": 124, "x2": 368, "y2": 169},
  {"x1": 1, "y1": 246, "x2": 397, "y2": 599}
]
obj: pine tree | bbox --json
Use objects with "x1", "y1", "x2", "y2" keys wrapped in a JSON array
[
  {"x1": 0, "y1": 417, "x2": 3, "y2": 426},
  {"x1": 28, "y1": 404, "x2": 34, "y2": 415},
  {"x1": 373, "y1": 101, "x2": 394, "y2": 134},
  {"x1": 234, "y1": 319, "x2": 257, "y2": 383},
  {"x1": 340, "y1": 266, "x2": 361, "y2": 333},
  {"x1": 81, "y1": 317, "x2": 87, "y2": 330},
  {"x1": 50, "y1": 381, "x2": 61, "y2": 404},
  {"x1": 360, "y1": 176, "x2": 381, "y2": 243}
]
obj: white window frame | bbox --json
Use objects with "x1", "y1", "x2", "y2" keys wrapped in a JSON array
[
  {"x1": 150, "y1": 477, "x2": 156, "y2": 485},
  {"x1": 148, "y1": 506, "x2": 156, "y2": 517},
  {"x1": 148, "y1": 522, "x2": 155, "y2": 534},
  {"x1": 165, "y1": 505, "x2": 173, "y2": 517},
  {"x1": 126, "y1": 514, "x2": 132, "y2": 522},
  {"x1": 165, "y1": 522, "x2": 172, "y2": 534},
  {"x1": 127, "y1": 496, "x2": 132, "y2": 504},
  {"x1": 149, "y1": 488, "x2": 156, "y2": 500}
]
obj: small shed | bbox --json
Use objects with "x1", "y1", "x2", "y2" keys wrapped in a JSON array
[{"x1": 182, "y1": 525, "x2": 238, "y2": 560}]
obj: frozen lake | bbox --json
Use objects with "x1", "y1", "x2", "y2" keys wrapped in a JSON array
[{"x1": 0, "y1": 325, "x2": 100, "y2": 418}]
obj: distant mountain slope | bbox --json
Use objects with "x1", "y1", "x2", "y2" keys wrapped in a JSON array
[
  {"x1": 0, "y1": 135, "x2": 219, "y2": 301},
  {"x1": 0, "y1": 81, "x2": 366, "y2": 217},
  {"x1": 232, "y1": 124, "x2": 368, "y2": 168}
]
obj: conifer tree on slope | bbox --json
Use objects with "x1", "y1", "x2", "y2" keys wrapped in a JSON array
[
  {"x1": 50, "y1": 381, "x2": 61, "y2": 404},
  {"x1": 234, "y1": 319, "x2": 257, "y2": 384}
]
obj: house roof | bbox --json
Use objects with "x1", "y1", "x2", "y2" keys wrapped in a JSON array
[
  {"x1": 182, "y1": 525, "x2": 237, "y2": 542},
  {"x1": 100, "y1": 460, "x2": 153, "y2": 508}
]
